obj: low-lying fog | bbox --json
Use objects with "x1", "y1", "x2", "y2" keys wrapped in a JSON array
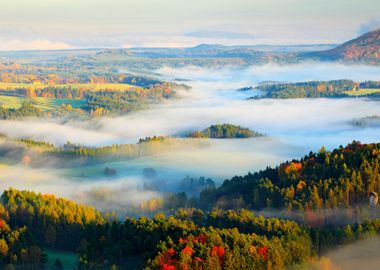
[
  {"x1": 1, "y1": 62, "x2": 380, "y2": 211},
  {"x1": 327, "y1": 235, "x2": 380, "y2": 270}
]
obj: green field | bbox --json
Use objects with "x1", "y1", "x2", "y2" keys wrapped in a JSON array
[
  {"x1": 0, "y1": 95, "x2": 86, "y2": 110},
  {"x1": 44, "y1": 248, "x2": 77, "y2": 270},
  {"x1": 0, "y1": 82, "x2": 135, "y2": 91},
  {"x1": 344, "y1": 88, "x2": 380, "y2": 96}
]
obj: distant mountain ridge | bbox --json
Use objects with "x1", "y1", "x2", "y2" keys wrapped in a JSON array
[
  {"x1": 1, "y1": 30, "x2": 378, "y2": 67},
  {"x1": 125, "y1": 30, "x2": 380, "y2": 65},
  {"x1": 307, "y1": 28, "x2": 380, "y2": 64}
]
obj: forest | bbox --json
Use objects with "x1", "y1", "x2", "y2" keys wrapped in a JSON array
[
  {"x1": 0, "y1": 142, "x2": 379, "y2": 269},
  {"x1": 0, "y1": 82, "x2": 177, "y2": 119},
  {"x1": 0, "y1": 189, "x2": 379, "y2": 269},
  {"x1": 189, "y1": 141, "x2": 380, "y2": 211},
  {"x1": 186, "y1": 124, "x2": 263, "y2": 139},
  {"x1": 1, "y1": 3, "x2": 380, "y2": 270},
  {"x1": 253, "y1": 80, "x2": 380, "y2": 99},
  {"x1": 1, "y1": 136, "x2": 208, "y2": 166}
]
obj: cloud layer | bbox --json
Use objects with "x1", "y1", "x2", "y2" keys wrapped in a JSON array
[
  {"x1": 0, "y1": 39, "x2": 73, "y2": 51},
  {"x1": 1, "y1": 63, "x2": 380, "y2": 213}
]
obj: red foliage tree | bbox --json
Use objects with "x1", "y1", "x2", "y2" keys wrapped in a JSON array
[
  {"x1": 181, "y1": 246, "x2": 193, "y2": 256},
  {"x1": 258, "y1": 246, "x2": 268, "y2": 260}
]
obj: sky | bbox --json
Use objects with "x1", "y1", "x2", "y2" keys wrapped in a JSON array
[{"x1": 0, "y1": 0, "x2": 379, "y2": 50}]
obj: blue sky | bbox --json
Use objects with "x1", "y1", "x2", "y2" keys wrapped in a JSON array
[{"x1": 0, "y1": 0, "x2": 379, "y2": 50}]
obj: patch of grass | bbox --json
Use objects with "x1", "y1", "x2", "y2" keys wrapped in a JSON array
[
  {"x1": 44, "y1": 248, "x2": 77, "y2": 270},
  {"x1": 344, "y1": 88, "x2": 380, "y2": 96},
  {"x1": 31, "y1": 97, "x2": 86, "y2": 110},
  {"x1": 0, "y1": 82, "x2": 135, "y2": 91},
  {"x1": 0, "y1": 95, "x2": 24, "y2": 109},
  {"x1": 0, "y1": 95, "x2": 86, "y2": 110},
  {"x1": 0, "y1": 163, "x2": 8, "y2": 169}
]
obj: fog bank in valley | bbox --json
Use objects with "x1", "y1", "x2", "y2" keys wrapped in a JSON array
[
  {"x1": 1, "y1": 63, "x2": 380, "y2": 213},
  {"x1": 327, "y1": 236, "x2": 380, "y2": 270}
]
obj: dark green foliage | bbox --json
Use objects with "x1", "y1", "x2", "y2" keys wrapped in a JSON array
[
  {"x1": 78, "y1": 210, "x2": 312, "y2": 269},
  {"x1": 0, "y1": 102, "x2": 42, "y2": 119},
  {"x1": 53, "y1": 259, "x2": 64, "y2": 270},
  {"x1": 1, "y1": 189, "x2": 105, "y2": 251},
  {"x1": 359, "y1": 81, "x2": 380, "y2": 89},
  {"x1": 0, "y1": 204, "x2": 46, "y2": 269},
  {"x1": 77, "y1": 207, "x2": 380, "y2": 269},
  {"x1": 81, "y1": 84, "x2": 175, "y2": 114},
  {"x1": 179, "y1": 176, "x2": 215, "y2": 197},
  {"x1": 255, "y1": 80, "x2": 355, "y2": 99},
  {"x1": 0, "y1": 186, "x2": 379, "y2": 269},
  {"x1": 120, "y1": 74, "x2": 161, "y2": 87},
  {"x1": 187, "y1": 124, "x2": 262, "y2": 138},
  {"x1": 195, "y1": 141, "x2": 380, "y2": 211},
  {"x1": 0, "y1": 141, "x2": 379, "y2": 269},
  {"x1": 310, "y1": 219, "x2": 380, "y2": 254}
]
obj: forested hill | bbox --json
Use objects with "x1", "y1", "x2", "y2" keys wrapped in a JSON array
[
  {"x1": 0, "y1": 188, "x2": 379, "y2": 270},
  {"x1": 253, "y1": 79, "x2": 356, "y2": 99},
  {"x1": 197, "y1": 141, "x2": 380, "y2": 210},
  {"x1": 187, "y1": 124, "x2": 263, "y2": 138},
  {"x1": 0, "y1": 142, "x2": 379, "y2": 269},
  {"x1": 304, "y1": 28, "x2": 380, "y2": 64}
]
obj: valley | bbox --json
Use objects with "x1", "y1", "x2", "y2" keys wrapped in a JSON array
[{"x1": 0, "y1": 2, "x2": 380, "y2": 268}]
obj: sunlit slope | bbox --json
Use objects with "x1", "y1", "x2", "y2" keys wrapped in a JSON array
[
  {"x1": 0, "y1": 95, "x2": 86, "y2": 110},
  {"x1": 0, "y1": 82, "x2": 135, "y2": 91}
]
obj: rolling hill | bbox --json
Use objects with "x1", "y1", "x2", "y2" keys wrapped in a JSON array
[{"x1": 306, "y1": 28, "x2": 380, "y2": 64}]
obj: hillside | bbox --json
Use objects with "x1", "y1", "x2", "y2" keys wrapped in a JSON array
[
  {"x1": 1, "y1": 188, "x2": 379, "y2": 270},
  {"x1": 187, "y1": 124, "x2": 263, "y2": 138},
  {"x1": 0, "y1": 142, "x2": 379, "y2": 269},
  {"x1": 193, "y1": 141, "x2": 380, "y2": 211},
  {"x1": 307, "y1": 29, "x2": 380, "y2": 64}
]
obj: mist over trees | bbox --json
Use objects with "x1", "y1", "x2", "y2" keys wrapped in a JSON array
[
  {"x1": 0, "y1": 142, "x2": 379, "y2": 269},
  {"x1": 187, "y1": 124, "x2": 263, "y2": 139}
]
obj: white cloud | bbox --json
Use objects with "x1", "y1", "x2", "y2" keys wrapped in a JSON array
[
  {"x1": 358, "y1": 18, "x2": 380, "y2": 35},
  {"x1": 121, "y1": 33, "x2": 338, "y2": 48},
  {"x1": 121, "y1": 34, "x2": 259, "y2": 48},
  {"x1": 0, "y1": 39, "x2": 74, "y2": 51},
  {"x1": 0, "y1": 119, "x2": 121, "y2": 146}
]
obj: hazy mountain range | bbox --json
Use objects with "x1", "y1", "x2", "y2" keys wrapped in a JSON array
[{"x1": 0, "y1": 29, "x2": 379, "y2": 67}]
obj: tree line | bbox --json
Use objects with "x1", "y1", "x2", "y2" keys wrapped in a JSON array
[
  {"x1": 0, "y1": 188, "x2": 379, "y2": 269},
  {"x1": 187, "y1": 124, "x2": 263, "y2": 139},
  {"x1": 190, "y1": 141, "x2": 380, "y2": 211},
  {"x1": 254, "y1": 79, "x2": 357, "y2": 98}
]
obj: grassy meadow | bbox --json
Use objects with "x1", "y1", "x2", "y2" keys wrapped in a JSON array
[
  {"x1": 344, "y1": 88, "x2": 380, "y2": 96},
  {"x1": 0, "y1": 95, "x2": 86, "y2": 110},
  {"x1": 0, "y1": 82, "x2": 135, "y2": 91},
  {"x1": 0, "y1": 82, "x2": 137, "y2": 110}
]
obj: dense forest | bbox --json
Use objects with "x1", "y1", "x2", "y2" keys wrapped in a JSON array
[
  {"x1": 0, "y1": 189, "x2": 379, "y2": 269},
  {"x1": 186, "y1": 141, "x2": 380, "y2": 212},
  {"x1": 187, "y1": 124, "x2": 263, "y2": 139},
  {"x1": 0, "y1": 82, "x2": 177, "y2": 119},
  {"x1": 0, "y1": 189, "x2": 106, "y2": 268},
  {"x1": 0, "y1": 8, "x2": 380, "y2": 270},
  {"x1": 0, "y1": 142, "x2": 379, "y2": 269},
  {"x1": 254, "y1": 80, "x2": 356, "y2": 99}
]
